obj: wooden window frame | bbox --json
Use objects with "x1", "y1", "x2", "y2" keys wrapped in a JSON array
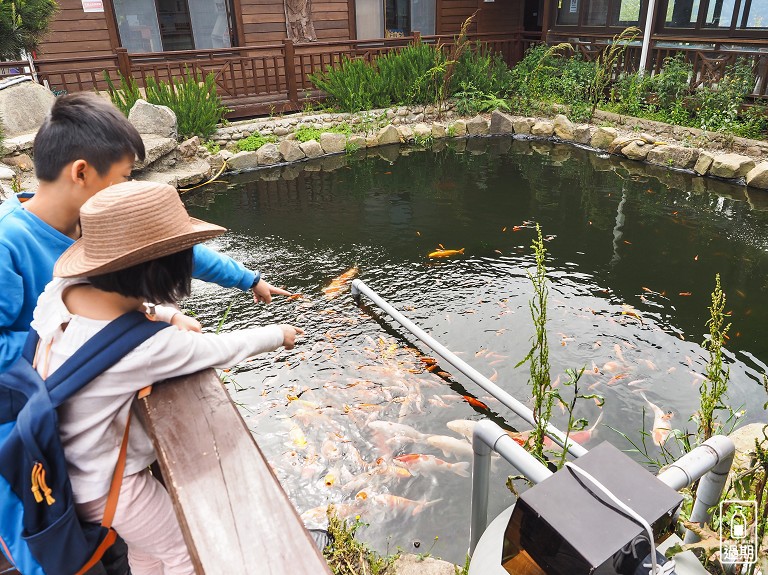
[{"x1": 656, "y1": 0, "x2": 767, "y2": 38}]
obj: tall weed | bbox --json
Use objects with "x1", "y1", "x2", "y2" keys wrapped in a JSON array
[{"x1": 104, "y1": 72, "x2": 142, "y2": 117}]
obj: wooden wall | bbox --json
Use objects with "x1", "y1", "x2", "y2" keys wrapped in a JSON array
[
  {"x1": 36, "y1": 0, "x2": 114, "y2": 59},
  {"x1": 437, "y1": 0, "x2": 522, "y2": 35},
  {"x1": 240, "y1": 0, "x2": 352, "y2": 45}
]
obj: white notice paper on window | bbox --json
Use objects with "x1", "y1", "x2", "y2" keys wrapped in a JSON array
[
  {"x1": 569, "y1": 0, "x2": 577, "y2": 12},
  {"x1": 82, "y1": 0, "x2": 104, "y2": 12}
]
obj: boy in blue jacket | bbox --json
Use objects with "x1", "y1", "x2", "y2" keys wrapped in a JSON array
[{"x1": 0, "y1": 92, "x2": 289, "y2": 373}]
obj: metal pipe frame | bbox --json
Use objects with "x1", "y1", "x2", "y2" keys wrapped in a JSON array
[
  {"x1": 351, "y1": 279, "x2": 588, "y2": 458},
  {"x1": 470, "y1": 420, "x2": 553, "y2": 555},
  {"x1": 657, "y1": 435, "x2": 735, "y2": 543}
]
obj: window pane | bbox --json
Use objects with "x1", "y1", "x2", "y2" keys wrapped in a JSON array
[
  {"x1": 187, "y1": 0, "x2": 232, "y2": 49},
  {"x1": 114, "y1": 0, "x2": 163, "y2": 53},
  {"x1": 356, "y1": 0, "x2": 384, "y2": 39},
  {"x1": 738, "y1": 0, "x2": 768, "y2": 27},
  {"x1": 585, "y1": 0, "x2": 608, "y2": 25},
  {"x1": 704, "y1": 0, "x2": 736, "y2": 27},
  {"x1": 411, "y1": 0, "x2": 435, "y2": 35},
  {"x1": 386, "y1": 0, "x2": 410, "y2": 36},
  {"x1": 556, "y1": 0, "x2": 580, "y2": 25},
  {"x1": 157, "y1": 0, "x2": 194, "y2": 50},
  {"x1": 611, "y1": 0, "x2": 641, "y2": 24},
  {"x1": 665, "y1": 0, "x2": 701, "y2": 27}
]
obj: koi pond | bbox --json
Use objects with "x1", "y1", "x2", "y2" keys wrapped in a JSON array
[{"x1": 183, "y1": 137, "x2": 768, "y2": 564}]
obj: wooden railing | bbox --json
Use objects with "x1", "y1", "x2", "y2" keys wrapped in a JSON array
[
  {"x1": 137, "y1": 369, "x2": 332, "y2": 574},
  {"x1": 1, "y1": 33, "x2": 521, "y2": 118},
  {"x1": 546, "y1": 31, "x2": 768, "y2": 100}
]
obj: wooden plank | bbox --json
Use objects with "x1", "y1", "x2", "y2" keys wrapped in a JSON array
[{"x1": 138, "y1": 369, "x2": 331, "y2": 575}]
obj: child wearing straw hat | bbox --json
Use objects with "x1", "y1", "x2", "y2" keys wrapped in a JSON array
[
  {"x1": 0, "y1": 93, "x2": 289, "y2": 376},
  {"x1": 29, "y1": 181, "x2": 304, "y2": 575}
]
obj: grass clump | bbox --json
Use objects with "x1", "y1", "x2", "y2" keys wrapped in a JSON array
[
  {"x1": 203, "y1": 140, "x2": 220, "y2": 155},
  {"x1": 236, "y1": 133, "x2": 278, "y2": 152},
  {"x1": 105, "y1": 68, "x2": 229, "y2": 140},
  {"x1": 323, "y1": 507, "x2": 397, "y2": 575},
  {"x1": 294, "y1": 126, "x2": 323, "y2": 142}
]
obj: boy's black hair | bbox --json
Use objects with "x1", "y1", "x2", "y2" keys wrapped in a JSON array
[
  {"x1": 88, "y1": 248, "x2": 193, "y2": 304},
  {"x1": 34, "y1": 93, "x2": 146, "y2": 182}
]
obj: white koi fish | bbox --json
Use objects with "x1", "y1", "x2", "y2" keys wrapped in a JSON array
[
  {"x1": 446, "y1": 419, "x2": 477, "y2": 442},
  {"x1": 640, "y1": 392, "x2": 673, "y2": 446},
  {"x1": 394, "y1": 454, "x2": 470, "y2": 477},
  {"x1": 426, "y1": 434, "x2": 474, "y2": 458},
  {"x1": 365, "y1": 493, "x2": 442, "y2": 516}
]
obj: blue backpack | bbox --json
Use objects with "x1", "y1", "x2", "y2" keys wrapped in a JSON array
[{"x1": 0, "y1": 311, "x2": 169, "y2": 575}]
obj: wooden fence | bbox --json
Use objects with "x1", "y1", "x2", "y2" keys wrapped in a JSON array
[{"x1": 547, "y1": 31, "x2": 768, "y2": 100}]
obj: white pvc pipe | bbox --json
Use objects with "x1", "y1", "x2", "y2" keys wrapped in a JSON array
[
  {"x1": 657, "y1": 435, "x2": 735, "y2": 543},
  {"x1": 638, "y1": 0, "x2": 657, "y2": 76},
  {"x1": 351, "y1": 279, "x2": 588, "y2": 458},
  {"x1": 470, "y1": 420, "x2": 553, "y2": 554}
]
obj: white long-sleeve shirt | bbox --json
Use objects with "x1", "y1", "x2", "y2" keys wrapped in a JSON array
[{"x1": 31, "y1": 278, "x2": 284, "y2": 503}]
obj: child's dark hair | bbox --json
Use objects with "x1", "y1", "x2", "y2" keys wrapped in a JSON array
[
  {"x1": 88, "y1": 248, "x2": 193, "y2": 303},
  {"x1": 34, "y1": 93, "x2": 145, "y2": 182}
]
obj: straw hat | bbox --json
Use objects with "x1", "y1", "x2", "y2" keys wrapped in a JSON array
[{"x1": 55, "y1": 181, "x2": 226, "y2": 278}]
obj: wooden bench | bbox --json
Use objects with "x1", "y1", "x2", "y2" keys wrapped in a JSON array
[{"x1": 138, "y1": 369, "x2": 332, "y2": 574}]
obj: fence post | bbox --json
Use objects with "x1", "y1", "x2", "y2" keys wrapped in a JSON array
[
  {"x1": 283, "y1": 38, "x2": 299, "y2": 108},
  {"x1": 413, "y1": 30, "x2": 421, "y2": 44},
  {"x1": 115, "y1": 47, "x2": 132, "y2": 79}
]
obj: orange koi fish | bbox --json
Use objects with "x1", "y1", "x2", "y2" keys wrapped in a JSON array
[
  {"x1": 428, "y1": 248, "x2": 465, "y2": 258},
  {"x1": 463, "y1": 396, "x2": 489, "y2": 410},
  {"x1": 394, "y1": 454, "x2": 470, "y2": 477},
  {"x1": 323, "y1": 267, "x2": 358, "y2": 298}
]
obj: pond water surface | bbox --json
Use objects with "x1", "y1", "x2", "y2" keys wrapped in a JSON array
[{"x1": 183, "y1": 137, "x2": 768, "y2": 564}]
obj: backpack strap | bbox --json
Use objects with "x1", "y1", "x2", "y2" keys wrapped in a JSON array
[{"x1": 46, "y1": 311, "x2": 169, "y2": 408}]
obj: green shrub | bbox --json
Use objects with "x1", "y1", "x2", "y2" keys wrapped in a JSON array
[
  {"x1": 309, "y1": 56, "x2": 388, "y2": 112},
  {"x1": 144, "y1": 68, "x2": 229, "y2": 140},
  {"x1": 236, "y1": 133, "x2": 278, "y2": 151},
  {"x1": 104, "y1": 72, "x2": 142, "y2": 117},
  {"x1": 451, "y1": 47, "x2": 511, "y2": 97},
  {"x1": 376, "y1": 42, "x2": 442, "y2": 104},
  {"x1": 294, "y1": 126, "x2": 323, "y2": 142},
  {"x1": 454, "y1": 81, "x2": 510, "y2": 115}
]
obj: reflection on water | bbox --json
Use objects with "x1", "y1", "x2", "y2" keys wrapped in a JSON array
[{"x1": 183, "y1": 138, "x2": 768, "y2": 563}]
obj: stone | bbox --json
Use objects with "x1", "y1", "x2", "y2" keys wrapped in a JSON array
[
  {"x1": 489, "y1": 110, "x2": 515, "y2": 135},
  {"x1": 347, "y1": 135, "x2": 366, "y2": 150},
  {"x1": 134, "y1": 135, "x2": 177, "y2": 170},
  {"x1": 0, "y1": 166, "x2": 15, "y2": 180},
  {"x1": 451, "y1": 120, "x2": 467, "y2": 136},
  {"x1": 377, "y1": 124, "x2": 400, "y2": 145},
  {"x1": 694, "y1": 151, "x2": 715, "y2": 176},
  {"x1": 396, "y1": 106, "x2": 409, "y2": 117},
  {"x1": 646, "y1": 145, "x2": 700, "y2": 170},
  {"x1": 226, "y1": 150, "x2": 259, "y2": 171},
  {"x1": 365, "y1": 134, "x2": 378, "y2": 148},
  {"x1": 392, "y1": 554, "x2": 456, "y2": 575},
  {"x1": 512, "y1": 117, "x2": 535, "y2": 135},
  {"x1": 607, "y1": 136, "x2": 636, "y2": 155},
  {"x1": 412, "y1": 123, "x2": 432, "y2": 139},
  {"x1": 175, "y1": 159, "x2": 212, "y2": 188},
  {"x1": 178, "y1": 137, "x2": 200, "y2": 158},
  {"x1": 319, "y1": 132, "x2": 346, "y2": 154},
  {"x1": 590, "y1": 127, "x2": 618, "y2": 150},
  {"x1": 2, "y1": 153, "x2": 33, "y2": 172},
  {"x1": 273, "y1": 126, "x2": 291, "y2": 136},
  {"x1": 300, "y1": 139, "x2": 323, "y2": 158},
  {"x1": 279, "y1": 139, "x2": 305, "y2": 162},
  {"x1": 573, "y1": 124, "x2": 594, "y2": 144},
  {"x1": 0, "y1": 80, "x2": 55, "y2": 138},
  {"x1": 431, "y1": 123, "x2": 447, "y2": 139},
  {"x1": 257, "y1": 143, "x2": 282, "y2": 165},
  {"x1": 397, "y1": 125, "x2": 414, "y2": 142},
  {"x1": 128, "y1": 100, "x2": 177, "y2": 139},
  {"x1": 466, "y1": 115, "x2": 490, "y2": 136},
  {"x1": 709, "y1": 154, "x2": 756, "y2": 179},
  {"x1": 553, "y1": 114, "x2": 575, "y2": 140},
  {"x1": 729, "y1": 423, "x2": 768, "y2": 471},
  {"x1": 207, "y1": 151, "x2": 228, "y2": 171},
  {"x1": 621, "y1": 140, "x2": 651, "y2": 161},
  {"x1": 746, "y1": 162, "x2": 768, "y2": 190},
  {"x1": 639, "y1": 132, "x2": 657, "y2": 144},
  {"x1": 530, "y1": 120, "x2": 554, "y2": 137}
]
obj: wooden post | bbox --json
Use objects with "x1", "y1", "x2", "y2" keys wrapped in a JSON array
[
  {"x1": 283, "y1": 38, "x2": 299, "y2": 107},
  {"x1": 115, "y1": 48, "x2": 132, "y2": 79},
  {"x1": 413, "y1": 30, "x2": 422, "y2": 44},
  {"x1": 138, "y1": 369, "x2": 332, "y2": 574},
  {"x1": 540, "y1": 0, "x2": 552, "y2": 43}
]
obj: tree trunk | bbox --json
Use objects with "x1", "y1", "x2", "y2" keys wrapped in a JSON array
[{"x1": 284, "y1": 0, "x2": 316, "y2": 42}]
